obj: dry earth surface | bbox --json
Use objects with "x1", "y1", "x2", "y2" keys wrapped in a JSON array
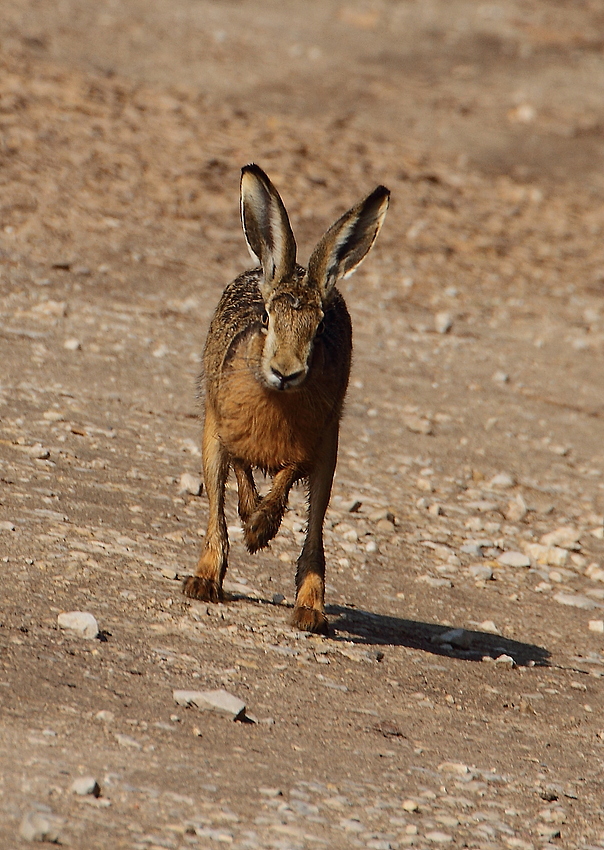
[{"x1": 2, "y1": 1, "x2": 604, "y2": 848}]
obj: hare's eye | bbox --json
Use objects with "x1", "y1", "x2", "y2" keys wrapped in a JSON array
[
  {"x1": 261, "y1": 310, "x2": 269, "y2": 327},
  {"x1": 316, "y1": 319, "x2": 325, "y2": 337}
]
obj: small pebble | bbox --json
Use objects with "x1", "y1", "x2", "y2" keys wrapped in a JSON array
[
  {"x1": 479, "y1": 620, "x2": 500, "y2": 634},
  {"x1": 404, "y1": 415, "x2": 433, "y2": 435},
  {"x1": 438, "y1": 761, "x2": 470, "y2": 775},
  {"x1": 488, "y1": 472, "x2": 515, "y2": 489},
  {"x1": 179, "y1": 472, "x2": 203, "y2": 496},
  {"x1": 63, "y1": 338, "x2": 82, "y2": 351},
  {"x1": 272, "y1": 593, "x2": 285, "y2": 605},
  {"x1": 173, "y1": 689, "x2": 247, "y2": 720},
  {"x1": 505, "y1": 494, "x2": 527, "y2": 522},
  {"x1": 589, "y1": 620, "x2": 604, "y2": 633},
  {"x1": 0, "y1": 521, "x2": 15, "y2": 531},
  {"x1": 434, "y1": 311, "x2": 453, "y2": 334},
  {"x1": 401, "y1": 799, "x2": 418, "y2": 812},
  {"x1": 498, "y1": 551, "x2": 530, "y2": 568},
  {"x1": 425, "y1": 830, "x2": 453, "y2": 843},
  {"x1": 554, "y1": 592, "x2": 599, "y2": 610},
  {"x1": 115, "y1": 733, "x2": 143, "y2": 749},
  {"x1": 468, "y1": 563, "x2": 493, "y2": 581},
  {"x1": 19, "y1": 811, "x2": 63, "y2": 843},
  {"x1": 495, "y1": 654, "x2": 515, "y2": 668},
  {"x1": 541, "y1": 526, "x2": 580, "y2": 549},
  {"x1": 57, "y1": 611, "x2": 99, "y2": 640},
  {"x1": 161, "y1": 568, "x2": 179, "y2": 580},
  {"x1": 70, "y1": 776, "x2": 101, "y2": 797}
]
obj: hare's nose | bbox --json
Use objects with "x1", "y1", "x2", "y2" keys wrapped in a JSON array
[{"x1": 271, "y1": 366, "x2": 304, "y2": 387}]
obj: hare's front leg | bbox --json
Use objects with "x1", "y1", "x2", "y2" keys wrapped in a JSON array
[
  {"x1": 243, "y1": 465, "x2": 298, "y2": 554},
  {"x1": 292, "y1": 422, "x2": 339, "y2": 635},
  {"x1": 183, "y1": 405, "x2": 229, "y2": 603},
  {"x1": 232, "y1": 459, "x2": 260, "y2": 524}
]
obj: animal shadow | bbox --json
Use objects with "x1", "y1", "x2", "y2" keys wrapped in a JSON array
[{"x1": 327, "y1": 604, "x2": 550, "y2": 667}]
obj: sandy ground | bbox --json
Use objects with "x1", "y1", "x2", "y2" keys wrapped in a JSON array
[{"x1": 2, "y1": 1, "x2": 604, "y2": 848}]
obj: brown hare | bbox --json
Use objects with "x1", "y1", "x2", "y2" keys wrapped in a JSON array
[{"x1": 183, "y1": 164, "x2": 389, "y2": 634}]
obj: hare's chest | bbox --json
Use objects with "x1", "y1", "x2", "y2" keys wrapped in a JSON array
[{"x1": 217, "y1": 353, "x2": 321, "y2": 472}]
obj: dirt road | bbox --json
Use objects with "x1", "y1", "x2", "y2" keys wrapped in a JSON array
[{"x1": 2, "y1": 2, "x2": 604, "y2": 847}]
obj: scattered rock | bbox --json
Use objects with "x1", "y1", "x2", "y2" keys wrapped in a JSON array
[
  {"x1": 468, "y1": 563, "x2": 493, "y2": 581},
  {"x1": 488, "y1": 472, "x2": 515, "y2": 489},
  {"x1": 525, "y1": 543, "x2": 569, "y2": 567},
  {"x1": 115, "y1": 733, "x2": 143, "y2": 749},
  {"x1": 495, "y1": 654, "x2": 515, "y2": 668},
  {"x1": 161, "y1": 567, "x2": 179, "y2": 580},
  {"x1": 438, "y1": 761, "x2": 470, "y2": 775},
  {"x1": 173, "y1": 688, "x2": 247, "y2": 720},
  {"x1": 179, "y1": 472, "x2": 203, "y2": 496},
  {"x1": 57, "y1": 611, "x2": 99, "y2": 640},
  {"x1": 554, "y1": 592, "x2": 600, "y2": 610},
  {"x1": 70, "y1": 776, "x2": 101, "y2": 797},
  {"x1": 402, "y1": 799, "x2": 419, "y2": 812},
  {"x1": 404, "y1": 415, "x2": 433, "y2": 435},
  {"x1": 505, "y1": 493, "x2": 527, "y2": 522},
  {"x1": 0, "y1": 520, "x2": 16, "y2": 531},
  {"x1": 19, "y1": 810, "x2": 64, "y2": 843},
  {"x1": 479, "y1": 620, "x2": 500, "y2": 634},
  {"x1": 425, "y1": 830, "x2": 453, "y2": 843},
  {"x1": 435, "y1": 311, "x2": 453, "y2": 334},
  {"x1": 497, "y1": 551, "x2": 530, "y2": 568},
  {"x1": 64, "y1": 337, "x2": 81, "y2": 351},
  {"x1": 540, "y1": 526, "x2": 580, "y2": 550},
  {"x1": 433, "y1": 629, "x2": 472, "y2": 649},
  {"x1": 589, "y1": 620, "x2": 604, "y2": 633}
]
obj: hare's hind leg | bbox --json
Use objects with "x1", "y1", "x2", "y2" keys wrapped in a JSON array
[
  {"x1": 233, "y1": 460, "x2": 260, "y2": 524},
  {"x1": 183, "y1": 405, "x2": 229, "y2": 603},
  {"x1": 243, "y1": 465, "x2": 298, "y2": 554},
  {"x1": 292, "y1": 422, "x2": 338, "y2": 635}
]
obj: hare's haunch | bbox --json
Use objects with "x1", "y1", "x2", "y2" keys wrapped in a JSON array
[{"x1": 183, "y1": 164, "x2": 389, "y2": 634}]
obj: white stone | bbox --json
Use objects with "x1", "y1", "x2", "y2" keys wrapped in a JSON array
[
  {"x1": 505, "y1": 494, "x2": 527, "y2": 522},
  {"x1": 495, "y1": 654, "x2": 515, "y2": 668},
  {"x1": 173, "y1": 688, "x2": 247, "y2": 720},
  {"x1": 540, "y1": 526, "x2": 580, "y2": 549},
  {"x1": 525, "y1": 543, "x2": 569, "y2": 567},
  {"x1": 64, "y1": 337, "x2": 81, "y2": 351},
  {"x1": 19, "y1": 811, "x2": 63, "y2": 843},
  {"x1": 404, "y1": 415, "x2": 433, "y2": 435},
  {"x1": 402, "y1": 799, "x2": 418, "y2": 812},
  {"x1": 588, "y1": 620, "x2": 604, "y2": 633},
  {"x1": 57, "y1": 611, "x2": 99, "y2": 640},
  {"x1": 498, "y1": 551, "x2": 530, "y2": 568},
  {"x1": 433, "y1": 629, "x2": 471, "y2": 649},
  {"x1": 554, "y1": 592, "x2": 600, "y2": 610},
  {"x1": 0, "y1": 521, "x2": 15, "y2": 531},
  {"x1": 479, "y1": 620, "x2": 500, "y2": 634},
  {"x1": 435, "y1": 311, "x2": 453, "y2": 334},
  {"x1": 438, "y1": 761, "x2": 470, "y2": 775},
  {"x1": 468, "y1": 563, "x2": 493, "y2": 581},
  {"x1": 115, "y1": 733, "x2": 142, "y2": 749},
  {"x1": 70, "y1": 776, "x2": 100, "y2": 797},
  {"x1": 179, "y1": 472, "x2": 203, "y2": 496},
  {"x1": 425, "y1": 830, "x2": 453, "y2": 843},
  {"x1": 488, "y1": 473, "x2": 515, "y2": 489}
]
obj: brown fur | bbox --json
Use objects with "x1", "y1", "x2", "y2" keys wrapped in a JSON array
[{"x1": 182, "y1": 165, "x2": 389, "y2": 634}]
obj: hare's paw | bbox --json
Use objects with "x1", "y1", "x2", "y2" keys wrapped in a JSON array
[
  {"x1": 292, "y1": 606, "x2": 329, "y2": 636},
  {"x1": 182, "y1": 575, "x2": 223, "y2": 603},
  {"x1": 244, "y1": 506, "x2": 282, "y2": 553}
]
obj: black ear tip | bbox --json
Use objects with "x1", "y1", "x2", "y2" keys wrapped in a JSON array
[
  {"x1": 374, "y1": 185, "x2": 391, "y2": 203},
  {"x1": 242, "y1": 163, "x2": 269, "y2": 182}
]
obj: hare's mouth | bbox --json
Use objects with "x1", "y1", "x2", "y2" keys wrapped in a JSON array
[{"x1": 263, "y1": 366, "x2": 306, "y2": 392}]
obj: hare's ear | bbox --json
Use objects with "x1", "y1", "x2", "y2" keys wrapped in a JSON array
[
  {"x1": 307, "y1": 185, "x2": 390, "y2": 300},
  {"x1": 240, "y1": 164, "x2": 297, "y2": 299}
]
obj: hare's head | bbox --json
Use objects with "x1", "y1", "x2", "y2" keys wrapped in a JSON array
[{"x1": 241, "y1": 164, "x2": 390, "y2": 392}]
